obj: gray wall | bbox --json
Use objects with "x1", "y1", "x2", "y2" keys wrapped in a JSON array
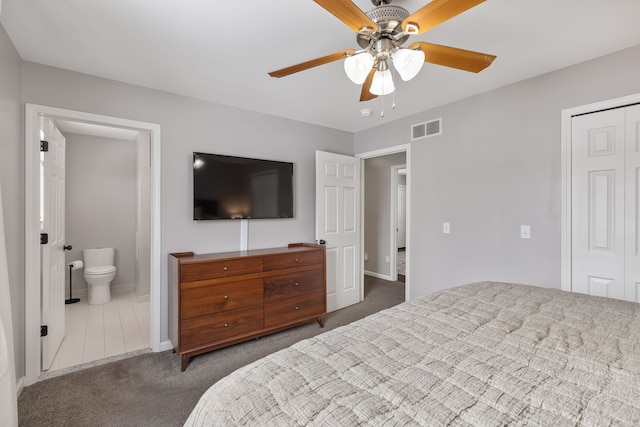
[
  {"x1": 0, "y1": 24, "x2": 24, "y2": 381},
  {"x1": 364, "y1": 152, "x2": 405, "y2": 277},
  {"x1": 5, "y1": 14, "x2": 640, "y2": 383},
  {"x1": 356, "y1": 44, "x2": 640, "y2": 299},
  {"x1": 15, "y1": 60, "x2": 353, "y2": 380},
  {"x1": 65, "y1": 133, "x2": 137, "y2": 292}
]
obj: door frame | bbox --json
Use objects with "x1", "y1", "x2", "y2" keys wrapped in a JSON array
[
  {"x1": 389, "y1": 164, "x2": 406, "y2": 282},
  {"x1": 356, "y1": 144, "x2": 411, "y2": 301},
  {"x1": 560, "y1": 92, "x2": 640, "y2": 293},
  {"x1": 24, "y1": 104, "x2": 163, "y2": 386}
]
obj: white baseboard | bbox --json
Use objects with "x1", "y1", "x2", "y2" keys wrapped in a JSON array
[
  {"x1": 364, "y1": 270, "x2": 393, "y2": 281},
  {"x1": 112, "y1": 282, "x2": 135, "y2": 294},
  {"x1": 159, "y1": 339, "x2": 174, "y2": 352},
  {"x1": 66, "y1": 287, "x2": 87, "y2": 298},
  {"x1": 16, "y1": 376, "x2": 24, "y2": 396},
  {"x1": 66, "y1": 282, "x2": 136, "y2": 299}
]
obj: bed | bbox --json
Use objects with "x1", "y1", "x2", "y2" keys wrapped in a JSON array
[{"x1": 185, "y1": 281, "x2": 640, "y2": 426}]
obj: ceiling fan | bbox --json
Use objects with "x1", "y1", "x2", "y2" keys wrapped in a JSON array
[{"x1": 268, "y1": 0, "x2": 496, "y2": 102}]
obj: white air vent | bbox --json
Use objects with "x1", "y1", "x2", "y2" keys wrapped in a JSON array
[{"x1": 411, "y1": 118, "x2": 442, "y2": 141}]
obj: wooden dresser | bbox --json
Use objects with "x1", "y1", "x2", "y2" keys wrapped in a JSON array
[{"x1": 168, "y1": 243, "x2": 326, "y2": 370}]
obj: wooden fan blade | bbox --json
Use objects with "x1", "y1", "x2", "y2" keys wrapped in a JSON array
[
  {"x1": 268, "y1": 50, "x2": 355, "y2": 78},
  {"x1": 360, "y1": 68, "x2": 378, "y2": 102},
  {"x1": 403, "y1": 0, "x2": 485, "y2": 35},
  {"x1": 409, "y1": 42, "x2": 496, "y2": 73},
  {"x1": 314, "y1": 0, "x2": 377, "y2": 33}
]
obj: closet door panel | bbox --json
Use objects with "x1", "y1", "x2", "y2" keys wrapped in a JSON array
[
  {"x1": 571, "y1": 109, "x2": 626, "y2": 300},
  {"x1": 625, "y1": 105, "x2": 640, "y2": 302}
]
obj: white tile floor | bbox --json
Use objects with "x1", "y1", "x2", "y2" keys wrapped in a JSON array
[{"x1": 47, "y1": 289, "x2": 150, "y2": 372}]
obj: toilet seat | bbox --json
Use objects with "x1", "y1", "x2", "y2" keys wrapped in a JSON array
[{"x1": 85, "y1": 265, "x2": 116, "y2": 275}]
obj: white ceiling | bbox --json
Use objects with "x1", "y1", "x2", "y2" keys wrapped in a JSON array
[{"x1": 2, "y1": 0, "x2": 640, "y2": 133}]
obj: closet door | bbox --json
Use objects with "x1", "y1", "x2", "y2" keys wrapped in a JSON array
[
  {"x1": 624, "y1": 105, "x2": 640, "y2": 302},
  {"x1": 571, "y1": 105, "x2": 639, "y2": 302}
]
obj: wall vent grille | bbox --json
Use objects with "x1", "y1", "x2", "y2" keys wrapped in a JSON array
[{"x1": 411, "y1": 118, "x2": 442, "y2": 141}]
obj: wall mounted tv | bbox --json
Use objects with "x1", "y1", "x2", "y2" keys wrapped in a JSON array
[{"x1": 193, "y1": 152, "x2": 294, "y2": 220}]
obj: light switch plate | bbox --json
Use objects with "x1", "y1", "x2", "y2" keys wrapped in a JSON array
[
  {"x1": 521, "y1": 225, "x2": 531, "y2": 239},
  {"x1": 443, "y1": 222, "x2": 450, "y2": 234}
]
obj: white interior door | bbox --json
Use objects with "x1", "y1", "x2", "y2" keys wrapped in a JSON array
[
  {"x1": 624, "y1": 105, "x2": 640, "y2": 302},
  {"x1": 571, "y1": 106, "x2": 640, "y2": 302},
  {"x1": 41, "y1": 117, "x2": 66, "y2": 370},
  {"x1": 316, "y1": 151, "x2": 361, "y2": 312}
]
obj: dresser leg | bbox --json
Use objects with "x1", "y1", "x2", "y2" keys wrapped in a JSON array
[
  {"x1": 317, "y1": 317, "x2": 324, "y2": 328},
  {"x1": 181, "y1": 355, "x2": 190, "y2": 371}
]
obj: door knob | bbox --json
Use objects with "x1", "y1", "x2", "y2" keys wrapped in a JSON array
[{"x1": 63, "y1": 245, "x2": 73, "y2": 251}]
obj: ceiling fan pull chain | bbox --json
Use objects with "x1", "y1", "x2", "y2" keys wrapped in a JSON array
[{"x1": 380, "y1": 71, "x2": 386, "y2": 117}]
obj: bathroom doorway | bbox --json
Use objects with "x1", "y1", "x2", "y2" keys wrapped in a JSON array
[
  {"x1": 50, "y1": 120, "x2": 151, "y2": 373},
  {"x1": 24, "y1": 104, "x2": 162, "y2": 385}
]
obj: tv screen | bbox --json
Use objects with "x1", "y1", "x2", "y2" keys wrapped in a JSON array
[{"x1": 193, "y1": 152, "x2": 294, "y2": 220}]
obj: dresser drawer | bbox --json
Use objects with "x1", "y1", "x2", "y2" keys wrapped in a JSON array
[
  {"x1": 180, "y1": 257, "x2": 263, "y2": 282},
  {"x1": 264, "y1": 291, "x2": 325, "y2": 328},
  {"x1": 263, "y1": 250, "x2": 323, "y2": 271},
  {"x1": 264, "y1": 270, "x2": 324, "y2": 302},
  {"x1": 181, "y1": 279, "x2": 263, "y2": 320},
  {"x1": 181, "y1": 306, "x2": 263, "y2": 350}
]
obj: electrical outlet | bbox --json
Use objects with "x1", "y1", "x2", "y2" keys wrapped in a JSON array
[
  {"x1": 443, "y1": 222, "x2": 450, "y2": 234},
  {"x1": 521, "y1": 225, "x2": 531, "y2": 239},
  {"x1": 364, "y1": 253, "x2": 368, "y2": 262}
]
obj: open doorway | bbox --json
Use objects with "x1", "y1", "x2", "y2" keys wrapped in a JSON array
[
  {"x1": 357, "y1": 144, "x2": 410, "y2": 301},
  {"x1": 24, "y1": 104, "x2": 163, "y2": 386},
  {"x1": 47, "y1": 119, "x2": 150, "y2": 373}
]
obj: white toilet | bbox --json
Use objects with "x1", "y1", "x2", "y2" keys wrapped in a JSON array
[{"x1": 83, "y1": 248, "x2": 117, "y2": 305}]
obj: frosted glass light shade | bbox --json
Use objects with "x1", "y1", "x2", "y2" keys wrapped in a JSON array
[
  {"x1": 393, "y1": 48, "x2": 425, "y2": 81},
  {"x1": 344, "y1": 52, "x2": 374, "y2": 84},
  {"x1": 370, "y1": 69, "x2": 395, "y2": 95}
]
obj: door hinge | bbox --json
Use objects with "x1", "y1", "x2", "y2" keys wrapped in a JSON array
[
  {"x1": 40, "y1": 140, "x2": 49, "y2": 152},
  {"x1": 40, "y1": 233, "x2": 48, "y2": 244},
  {"x1": 41, "y1": 325, "x2": 48, "y2": 337}
]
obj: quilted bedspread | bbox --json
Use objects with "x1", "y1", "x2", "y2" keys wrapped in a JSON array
[{"x1": 185, "y1": 282, "x2": 640, "y2": 426}]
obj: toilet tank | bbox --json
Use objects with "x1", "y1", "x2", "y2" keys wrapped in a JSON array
[{"x1": 83, "y1": 248, "x2": 115, "y2": 268}]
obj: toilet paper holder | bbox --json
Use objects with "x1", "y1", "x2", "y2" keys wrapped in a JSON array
[{"x1": 66, "y1": 260, "x2": 82, "y2": 304}]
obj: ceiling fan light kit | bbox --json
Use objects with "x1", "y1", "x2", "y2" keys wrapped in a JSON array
[
  {"x1": 370, "y1": 65, "x2": 395, "y2": 95},
  {"x1": 269, "y1": 0, "x2": 496, "y2": 104},
  {"x1": 393, "y1": 48, "x2": 425, "y2": 81},
  {"x1": 344, "y1": 52, "x2": 375, "y2": 84}
]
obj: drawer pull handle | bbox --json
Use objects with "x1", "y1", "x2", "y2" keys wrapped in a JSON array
[
  {"x1": 223, "y1": 266, "x2": 228, "y2": 271},
  {"x1": 295, "y1": 306, "x2": 300, "y2": 310},
  {"x1": 294, "y1": 282, "x2": 299, "y2": 286},
  {"x1": 294, "y1": 258, "x2": 299, "y2": 262},
  {"x1": 223, "y1": 295, "x2": 229, "y2": 300},
  {"x1": 224, "y1": 323, "x2": 229, "y2": 327}
]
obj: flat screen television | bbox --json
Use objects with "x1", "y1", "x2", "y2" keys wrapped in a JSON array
[{"x1": 193, "y1": 152, "x2": 294, "y2": 220}]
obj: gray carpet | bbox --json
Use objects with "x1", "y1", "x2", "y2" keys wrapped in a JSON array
[{"x1": 18, "y1": 276, "x2": 405, "y2": 426}]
